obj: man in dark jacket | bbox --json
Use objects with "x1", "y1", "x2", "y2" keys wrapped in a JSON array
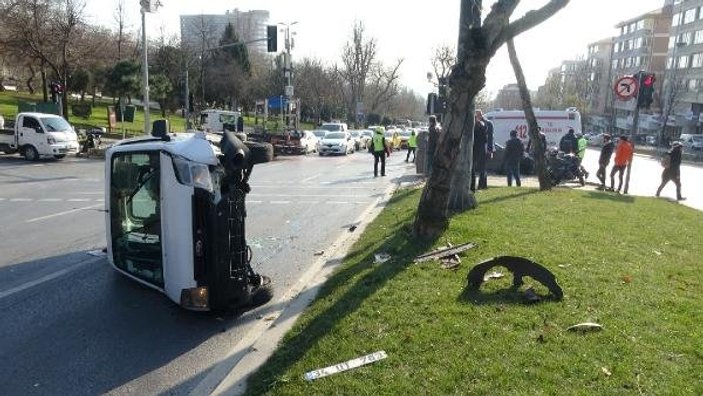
[
  {"x1": 596, "y1": 134, "x2": 615, "y2": 190},
  {"x1": 656, "y1": 141, "x2": 685, "y2": 201},
  {"x1": 504, "y1": 130, "x2": 525, "y2": 187},
  {"x1": 559, "y1": 128, "x2": 578, "y2": 154},
  {"x1": 471, "y1": 110, "x2": 494, "y2": 191}
]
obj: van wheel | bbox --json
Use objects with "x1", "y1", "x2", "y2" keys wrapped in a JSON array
[
  {"x1": 244, "y1": 141, "x2": 274, "y2": 164},
  {"x1": 249, "y1": 275, "x2": 273, "y2": 307},
  {"x1": 23, "y1": 146, "x2": 39, "y2": 161}
]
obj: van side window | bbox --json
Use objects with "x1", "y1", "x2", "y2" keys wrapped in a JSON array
[{"x1": 23, "y1": 117, "x2": 41, "y2": 130}]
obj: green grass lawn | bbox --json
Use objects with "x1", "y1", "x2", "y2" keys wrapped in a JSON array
[
  {"x1": 0, "y1": 91, "x2": 315, "y2": 136},
  {"x1": 246, "y1": 187, "x2": 703, "y2": 395}
]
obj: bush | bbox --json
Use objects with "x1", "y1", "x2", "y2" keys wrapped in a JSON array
[{"x1": 71, "y1": 103, "x2": 92, "y2": 119}]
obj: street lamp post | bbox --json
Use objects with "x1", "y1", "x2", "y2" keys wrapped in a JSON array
[
  {"x1": 140, "y1": 0, "x2": 161, "y2": 135},
  {"x1": 278, "y1": 21, "x2": 297, "y2": 128}
]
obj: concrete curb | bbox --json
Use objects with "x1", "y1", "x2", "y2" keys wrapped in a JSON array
[{"x1": 189, "y1": 176, "x2": 411, "y2": 396}]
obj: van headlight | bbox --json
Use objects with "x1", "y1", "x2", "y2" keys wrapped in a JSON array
[{"x1": 173, "y1": 156, "x2": 214, "y2": 192}]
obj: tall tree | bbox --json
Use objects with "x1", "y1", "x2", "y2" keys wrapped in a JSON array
[
  {"x1": 338, "y1": 21, "x2": 376, "y2": 127},
  {"x1": 414, "y1": 0, "x2": 570, "y2": 239},
  {"x1": 507, "y1": 39, "x2": 550, "y2": 189}
]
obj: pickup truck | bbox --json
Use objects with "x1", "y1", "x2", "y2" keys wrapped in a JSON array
[{"x1": 0, "y1": 112, "x2": 80, "y2": 160}]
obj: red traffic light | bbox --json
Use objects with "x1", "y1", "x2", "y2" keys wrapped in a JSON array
[{"x1": 642, "y1": 74, "x2": 655, "y2": 87}]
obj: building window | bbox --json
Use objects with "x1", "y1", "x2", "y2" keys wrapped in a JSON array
[
  {"x1": 673, "y1": 12, "x2": 681, "y2": 27},
  {"x1": 684, "y1": 8, "x2": 696, "y2": 24},
  {"x1": 637, "y1": 20, "x2": 644, "y2": 30},
  {"x1": 667, "y1": 57, "x2": 674, "y2": 69},
  {"x1": 612, "y1": 60, "x2": 619, "y2": 70},
  {"x1": 688, "y1": 79, "x2": 697, "y2": 91},
  {"x1": 692, "y1": 53, "x2": 703, "y2": 68},
  {"x1": 695, "y1": 30, "x2": 703, "y2": 44},
  {"x1": 678, "y1": 55, "x2": 690, "y2": 68}
]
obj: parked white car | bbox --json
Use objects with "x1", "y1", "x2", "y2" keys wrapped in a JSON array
[{"x1": 318, "y1": 131, "x2": 354, "y2": 156}]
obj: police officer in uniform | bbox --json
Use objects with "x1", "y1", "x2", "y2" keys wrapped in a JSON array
[{"x1": 372, "y1": 127, "x2": 389, "y2": 177}]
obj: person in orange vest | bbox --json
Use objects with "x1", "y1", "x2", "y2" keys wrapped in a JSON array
[{"x1": 608, "y1": 135, "x2": 633, "y2": 193}]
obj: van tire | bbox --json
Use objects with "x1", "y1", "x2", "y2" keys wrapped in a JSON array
[
  {"x1": 244, "y1": 141, "x2": 273, "y2": 164},
  {"x1": 23, "y1": 146, "x2": 38, "y2": 161}
]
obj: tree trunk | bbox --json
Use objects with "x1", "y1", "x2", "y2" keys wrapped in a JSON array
[
  {"x1": 41, "y1": 65, "x2": 48, "y2": 103},
  {"x1": 507, "y1": 39, "x2": 551, "y2": 190},
  {"x1": 413, "y1": 0, "x2": 570, "y2": 240},
  {"x1": 447, "y1": 101, "x2": 478, "y2": 212}
]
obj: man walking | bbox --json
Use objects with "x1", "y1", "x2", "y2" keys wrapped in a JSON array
[
  {"x1": 405, "y1": 130, "x2": 417, "y2": 162},
  {"x1": 504, "y1": 129, "x2": 525, "y2": 187},
  {"x1": 371, "y1": 127, "x2": 389, "y2": 177},
  {"x1": 576, "y1": 132, "x2": 589, "y2": 179},
  {"x1": 656, "y1": 141, "x2": 685, "y2": 201},
  {"x1": 595, "y1": 134, "x2": 614, "y2": 190},
  {"x1": 609, "y1": 135, "x2": 633, "y2": 193}
]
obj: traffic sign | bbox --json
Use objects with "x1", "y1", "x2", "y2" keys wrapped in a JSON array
[{"x1": 614, "y1": 76, "x2": 639, "y2": 100}]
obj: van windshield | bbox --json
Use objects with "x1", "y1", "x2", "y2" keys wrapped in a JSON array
[
  {"x1": 110, "y1": 151, "x2": 163, "y2": 287},
  {"x1": 41, "y1": 117, "x2": 71, "y2": 132},
  {"x1": 325, "y1": 132, "x2": 345, "y2": 139}
]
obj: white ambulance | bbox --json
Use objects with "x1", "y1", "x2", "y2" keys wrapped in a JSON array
[{"x1": 484, "y1": 108, "x2": 582, "y2": 149}]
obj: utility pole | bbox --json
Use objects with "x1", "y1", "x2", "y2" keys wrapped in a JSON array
[
  {"x1": 279, "y1": 22, "x2": 297, "y2": 129},
  {"x1": 140, "y1": 0, "x2": 161, "y2": 135}
]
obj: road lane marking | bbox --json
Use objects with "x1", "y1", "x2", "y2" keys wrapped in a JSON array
[
  {"x1": 10, "y1": 198, "x2": 33, "y2": 202},
  {"x1": 26, "y1": 203, "x2": 104, "y2": 223},
  {"x1": 38, "y1": 198, "x2": 62, "y2": 202},
  {"x1": 270, "y1": 201, "x2": 292, "y2": 204},
  {"x1": 300, "y1": 173, "x2": 321, "y2": 183},
  {"x1": 67, "y1": 198, "x2": 91, "y2": 202},
  {"x1": 247, "y1": 200, "x2": 263, "y2": 204},
  {"x1": 0, "y1": 256, "x2": 102, "y2": 301}
]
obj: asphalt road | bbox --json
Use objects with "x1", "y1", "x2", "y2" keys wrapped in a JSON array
[{"x1": 0, "y1": 149, "x2": 414, "y2": 395}]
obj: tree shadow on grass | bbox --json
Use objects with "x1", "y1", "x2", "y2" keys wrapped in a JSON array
[
  {"x1": 584, "y1": 191, "x2": 636, "y2": 203},
  {"x1": 477, "y1": 188, "x2": 540, "y2": 206},
  {"x1": 243, "y1": 196, "x2": 437, "y2": 394}
]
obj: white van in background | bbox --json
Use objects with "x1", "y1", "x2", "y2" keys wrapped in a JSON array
[
  {"x1": 485, "y1": 108, "x2": 582, "y2": 148},
  {"x1": 0, "y1": 112, "x2": 79, "y2": 160}
]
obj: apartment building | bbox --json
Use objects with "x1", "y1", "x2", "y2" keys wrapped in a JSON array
[
  {"x1": 664, "y1": 0, "x2": 703, "y2": 136},
  {"x1": 493, "y1": 84, "x2": 522, "y2": 110},
  {"x1": 180, "y1": 9, "x2": 270, "y2": 54},
  {"x1": 583, "y1": 38, "x2": 614, "y2": 133},
  {"x1": 610, "y1": 4, "x2": 672, "y2": 137}
]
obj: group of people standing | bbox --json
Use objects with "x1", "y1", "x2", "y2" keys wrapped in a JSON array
[{"x1": 371, "y1": 113, "x2": 686, "y2": 203}]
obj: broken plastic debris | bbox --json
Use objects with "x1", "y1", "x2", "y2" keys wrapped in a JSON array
[
  {"x1": 374, "y1": 253, "x2": 391, "y2": 264},
  {"x1": 483, "y1": 271, "x2": 504, "y2": 281},
  {"x1": 304, "y1": 351, "x2": 388, "y2": 381},
  {"x1": 349, "y1": 225, "x2": 357, "y2": 232},
  {"x1": 567, "y1": 322, "x2": 603, "y2": 332},
  {"x1": 314, "y1": 250, "x2": 324, "y2": 256},
  {"x1": 601, "y1": 367, "x2": 612, "y2": 377},
  {"x1": 414, "y1": 242, "x2": 476, "y2": 263},
  {"x1": 653, "y1": 250, "x2": 662, "y2": 256}
]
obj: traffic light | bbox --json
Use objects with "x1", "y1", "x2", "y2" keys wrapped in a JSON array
[
  {"x1": 267, "y1": 25, "x2": 277, "y2": 52},
  {"x1": 637, "y1": 72, "x2": 655, "y2": 109}
]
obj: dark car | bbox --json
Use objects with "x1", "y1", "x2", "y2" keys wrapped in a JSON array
[{"x1": 485, "y1": 143, "x2": 535, "y2": 175}]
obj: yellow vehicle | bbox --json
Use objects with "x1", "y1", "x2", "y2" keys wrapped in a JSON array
[{"x1": 385, "y1": 129, "x2": 401, "y2": 151}]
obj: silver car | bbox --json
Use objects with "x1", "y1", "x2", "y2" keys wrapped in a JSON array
[{"x1": 318, "y1": 132, "x2": 354, "y2": 156}]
